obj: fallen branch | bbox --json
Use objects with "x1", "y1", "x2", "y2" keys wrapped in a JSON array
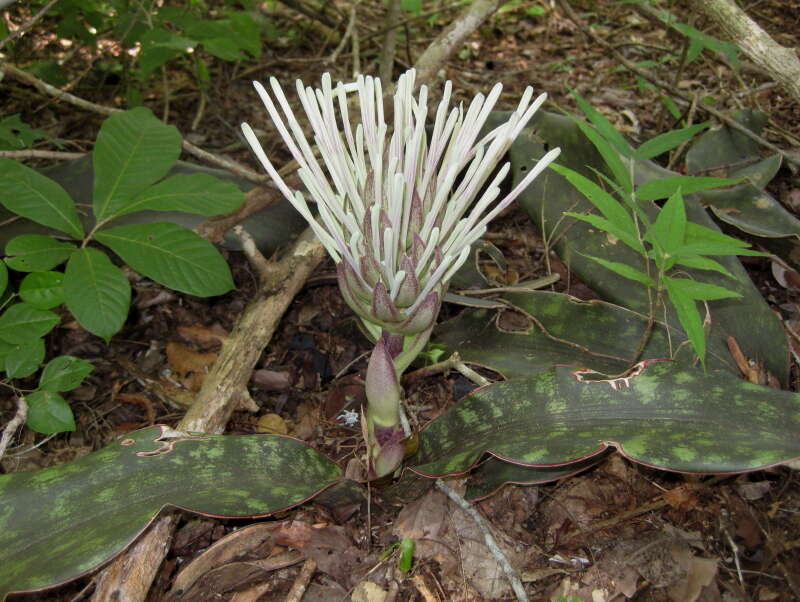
[
  {"x1": 0, "y1": 397, "x2": 27, "y2": 461},
  {"x1": 0, "y1": 149, "x2": 85, "y2": 160},
  {"x1": 695, "y1": 0, "x2": 800, "y2": 106}
]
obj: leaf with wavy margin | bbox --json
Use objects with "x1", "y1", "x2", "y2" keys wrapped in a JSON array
[{"x1": 0, "y1": 426, "x2": 342, "y2": 600}]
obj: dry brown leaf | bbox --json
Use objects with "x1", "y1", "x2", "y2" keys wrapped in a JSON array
[
  {"x1": 393, "y1": 487, "x2": 522, "y2": 599},
  {"x1": 252, "y1": 369, "x2": 292, "y2": 392},
  {"x1": 166, "y1": 342, "x2": 218, "y2": 391},
  {"x1": 350, "y1": 581, "x2": 387, "y2": 602},
  {"x1": 177, "y1": 323, "x2": 229, "y2": 348},
  {"x1": 169, "y1": 523, "x2": 278, "y2": 595},
  {"x1": 256, "y1": 413, "x2": 288, "y2": 435},
  {"x1": 273, "y1": 520, "x2": 361, "y2": 588}
]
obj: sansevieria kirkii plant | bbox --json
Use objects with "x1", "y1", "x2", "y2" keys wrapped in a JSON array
[{"x1": 242, "y1": 69, "x2": 560, "y2": 477}]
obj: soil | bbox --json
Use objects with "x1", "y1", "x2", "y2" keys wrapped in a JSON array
[{"x1": 2, "y1": 0, "x2": 800, "y2": 600}]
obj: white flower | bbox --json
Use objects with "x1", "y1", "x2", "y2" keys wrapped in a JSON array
[{"x1": 242, "y1": 69, "x2": 559, "y2": 333}]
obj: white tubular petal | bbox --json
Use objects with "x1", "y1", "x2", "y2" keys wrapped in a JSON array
[
  {"x1": 415, "y1": 226, "x2": 439, "y2": 279},
  {"x1": 511, "y1": 92, "x2": 547, "y2": 139},
  {"x1": 471, "y1": 146, "x2": 562, "y2": 234},
  {"x1": 382, "y1": 227, "x2": 395, "y2": 282},
  {"x1": 241, "y1": 123, "x2": 297, "y2": 203},
  {"x1": 441, "y1": 245, "x2": 471, "y2": 286},
  {"x1": 389, "y1": 270, "x2": 407, "y2": 301},
  {"x1": 370, "y1": 203, "x2": 382, "y2": 260}
]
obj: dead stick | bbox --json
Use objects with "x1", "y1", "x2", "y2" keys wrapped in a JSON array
[
  {"x1": 0, "y1": 397, "x2": 27, "y2": 460},
  {"x1": 283, "y1": 558, "x2": 317, "y2": 602},
  {"x1": 1, "y1": 63, "x2": 270, "y2": 185}
]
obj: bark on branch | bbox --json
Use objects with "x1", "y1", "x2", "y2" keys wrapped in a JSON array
[{"x1": 696, "y1": 0, "x2": 800, "y2": 106}]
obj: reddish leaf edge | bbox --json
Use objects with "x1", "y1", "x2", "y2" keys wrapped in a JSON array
[
  {"x1": 404, "y1": 358, "x2": 800, "y2": 480},
  {"x1": 4, "y1": 425, "x2": 344, "y2": 599}
]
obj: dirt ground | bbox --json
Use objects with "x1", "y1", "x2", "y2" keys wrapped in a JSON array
[{"x1": 2, "y1": 0, "x2": 800, "y2": 600}]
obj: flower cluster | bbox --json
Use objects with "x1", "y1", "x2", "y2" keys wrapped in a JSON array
[
  {"x1": 243, "y1": 69, "x2": 559, "y2": 477},
  {"x1": 242, "y1": 69, "x2": 559, "y2": 339}
]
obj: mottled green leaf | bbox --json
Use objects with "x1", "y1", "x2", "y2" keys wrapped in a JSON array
[
  {"x1": 19, "y1": 271, "x2": 65, "y2": 309},
  {"x1": 25, "y1": 390, "x2": 75, "y2": 434},
  {"x1": 410, "y1": 361, "x2": 800, "y2": 478},
  {"x1": 4, "y1": 235, "x2": 76, "y2": 272},
  {"x1": 113, "y1": 173, "x2": 245, "y2": 218},
  {"x1": 465, "y1": 453, "x2": 609, "y2": 501},
  {"x1": 435, "y1": 290, "x2": 735, "y2": 377},
  {"x1": 0, "y1": 426, "x2": 342, "y2": 598},
  {"x1": 95, "y1": 222, "x2": 234, "y2": 296},
  {"x1": 63, "y1": 248, "x2": 131, "y2": 341},
  {"x1": 0, "y1": 303, "x2": 59, "y2": 344},
  {"x1": 0, "y1": 159, "x2": 83, "y2": 238},
  {"x1": 39, "y1": 356, "x2": 93, "y2": 392},
  {"x1": 93, "y1": 108, "x2": 182, "y2": 221}
]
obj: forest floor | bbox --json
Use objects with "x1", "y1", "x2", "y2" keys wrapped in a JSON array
[{"x1": 2, "y1": 0, "x2": 800, "y2": 600}]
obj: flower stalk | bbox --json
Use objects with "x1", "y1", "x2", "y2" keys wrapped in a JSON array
[{"x1": 243, "y1": 69, "x2": 559, "y2": 477}]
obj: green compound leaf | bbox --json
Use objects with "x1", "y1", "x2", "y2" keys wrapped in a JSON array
[
  {"x1": 113, "y1": 173, "x2": 245, "y2": 218},
  {"x1": 95, "y1": 222, "x2": 234, "y2": 297},
  {"x1": 409, "y1": 361, "x2": 800, "y2": 479},
  {"x1": 583, "y1": 254, "x2": 656, "y2": 287},
  {"x1": 39, "y1": 355, "x2": 93, "y2": 392},
  {"x1": 19, "y1": 271, "x2": 65, "y2": 309},
  {"x1": 63, "y1": 248, "x2": 131, "y2": 341},
  {"x1": 0, "y1": 426, "x2": 343, "y2": 599},
  {"x1": 4, "y1": 235, "x2": 76, "y2": 272},
  {"x1": 25, "y1": 390, "x2": 75, "y2": 434},
  {"x1": 0, "y1": 303, "x2": 59, "y2": 344},
  {"x1": 633, "y1": 122, "x2": 709, "y2": 161},
  {"x1": 1, "y1": 338, "x2": 45, "y2": 379},
  {"x1": 93, "y1": 108, "x2": 182, "y2": 221},
  {"x1": 0, "y1": 159, "x2": 83, "y2": 239},
  {"x1": 636, "y1": 176, "x2": 739, "y2": 201}
]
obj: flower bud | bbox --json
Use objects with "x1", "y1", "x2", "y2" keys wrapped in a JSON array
[{"x1": 365, "y1": 336, "x2": 402, "y2": 428}]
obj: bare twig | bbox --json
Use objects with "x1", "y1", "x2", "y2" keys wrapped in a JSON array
[
  {"x1": 232, "y1": 225, "x2": 273, "y2": 282},
  {"x1": 0, "y1": 397, "x2": 27, "y2": 461},
  {"x1": 379, "y1": 0, "x2": 402, "y2": 83},
  {"x1": 0, "y1": 149, "x2": 85, "y2": 160},
  {"x1": 412, "y1": 0, "x2": 504, "y2": 86},
  {"x1": 435, "y1": 479, "x2": 529, "y2": 602},
  {"x1": 696, "y1": 0, "x2": 800, "y2": 106},
  {"x1": 404, "y1": 352, "x2": 490, "y2": 387},
  {"x1": 1, "y1": 63, "x2": 270, "y2": 185},
  {"x1": 328, "y1": 1, "x2": 358, "y2": 65},
  {"x1": 556, "y1": 0, "x2": 800, "y2": 171},
  {"x1": 0, "y1": 0, "x2": 59, "y2": 51},
  {"x1": 283, "y1": 558, "x2": 316, "y2": 602}
]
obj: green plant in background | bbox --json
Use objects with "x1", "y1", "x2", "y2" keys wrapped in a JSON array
[
  {"x1": 242, "y1": 69, "x2": 560, "y2": 476},
  {"x1": 11, "y1": 0, "x2": 267, "y2": 103},
  {"x1": 552, "y1": 91, "x2": 768, "y2": 367},
  {"x1": 0, "y1": 107, "x2": 244, "y2": 434}
]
